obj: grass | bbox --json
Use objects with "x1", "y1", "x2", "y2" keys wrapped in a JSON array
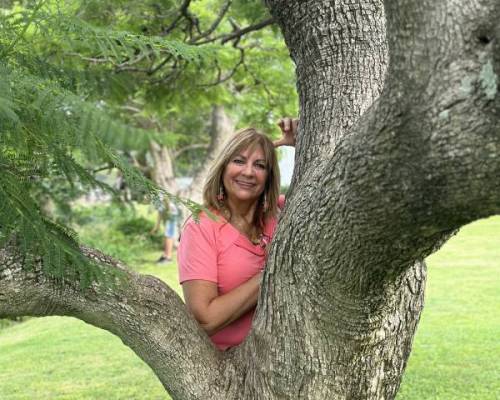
[
  {"x1": 0, "y1": 317, "x2": 169, "y2": 400},
  {"x1": 0, "y1": 204, "x2": 177, "y2": 400},
  {"x1": 0, "y1": 205, "x2": 498, "y2": 399},
  {"x1": 396, "y1": 216, "x2": 500, "y2": 400}
]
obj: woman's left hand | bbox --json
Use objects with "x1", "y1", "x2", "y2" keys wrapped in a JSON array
[{"x1": 274, "y1": 117, "x2": 298, "y2": 147}]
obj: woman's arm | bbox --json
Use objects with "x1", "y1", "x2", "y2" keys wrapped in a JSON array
[
  {"x1": 182, "y1": 273, "x2": 262, "y2": 336},
  {"x1": 179, "y1": 218, "x2": 261, "y2": 336},
  {"x1": 273, "y1": 117, "x2": 298, "y2": 147}
]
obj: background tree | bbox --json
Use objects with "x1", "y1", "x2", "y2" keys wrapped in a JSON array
[{"x1": 1, "y1": 1, "x2": 500, "y2": 400}]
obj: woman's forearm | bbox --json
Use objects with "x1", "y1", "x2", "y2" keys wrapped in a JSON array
[
  {"x1": 203, "y1": 273, "x2": 261, "y2": 335},
  {"x1": 198, "y1": 273, "x2": 262, "y2": 336}
]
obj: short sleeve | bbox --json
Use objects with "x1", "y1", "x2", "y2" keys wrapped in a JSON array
[{"x1": 177, "y1": 216, "x2": 218, "y2": 284}]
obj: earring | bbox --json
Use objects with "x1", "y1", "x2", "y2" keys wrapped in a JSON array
[
  {"x1": 263, "y1": 192, "x2": 268, "y2": 212},
  {"x1": 217, "y1": 185, "x2": 225, "y2": 202}
]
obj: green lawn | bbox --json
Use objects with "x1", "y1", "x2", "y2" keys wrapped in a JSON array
[
  {"x1": 397, "y1": 216, "x2": 500, "y2": 400},
  {"x1": 0, "y1": 207, "x2": 498, "y2": 399}
]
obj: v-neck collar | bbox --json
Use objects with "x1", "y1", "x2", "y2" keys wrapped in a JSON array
[{"x1": 212, "y1": 209, "x2": 275, "y2": 255}]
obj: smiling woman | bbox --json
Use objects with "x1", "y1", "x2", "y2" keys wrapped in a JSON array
[
  {"x1": 223, "y1": 146, "x2": 268, "y2": 208},
  {"x1": 177, "y1": 119, "x2": 297, "y2": 350}
]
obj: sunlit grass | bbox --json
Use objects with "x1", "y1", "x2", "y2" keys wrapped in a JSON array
[{"x1": 397, "y1": 216, "x2": 500, "y2": 400}]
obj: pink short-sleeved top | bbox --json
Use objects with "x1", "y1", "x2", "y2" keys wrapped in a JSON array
[{"x1": 178, "y1": 196, "x2": 284, "y2": 350}]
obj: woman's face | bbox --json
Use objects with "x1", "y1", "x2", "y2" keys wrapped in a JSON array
[{"x1": 223, "y1": 145, "x2": 268, "y2": 206}]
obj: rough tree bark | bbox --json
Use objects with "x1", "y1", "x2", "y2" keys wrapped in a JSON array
[{"x1": 1, "y1": 1, "x2": 499, "y2": 399}]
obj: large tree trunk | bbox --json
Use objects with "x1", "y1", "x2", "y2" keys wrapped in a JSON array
[
  {"x1": 233, "y1": 2, "x2": 425, "y2": 398},
  {"x1": 1, "y1": 1, "x2": 499, "y2": 399}
]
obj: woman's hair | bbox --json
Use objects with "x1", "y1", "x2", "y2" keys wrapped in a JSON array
[{"x1": 203, "y1": 127, "x2": 280, "y2": 226}]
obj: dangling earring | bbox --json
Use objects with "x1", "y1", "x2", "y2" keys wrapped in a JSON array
[
  {"x1": 217, "y1": 185, "x2": 225, "y2": 203},
  {"x1": 263, "y1": 192, "x2": 268, "y2": 212}
]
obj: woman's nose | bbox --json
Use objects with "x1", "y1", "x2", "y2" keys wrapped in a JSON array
[{"x1": 242, "y1": 162, "x2": 254, "y2": 176}]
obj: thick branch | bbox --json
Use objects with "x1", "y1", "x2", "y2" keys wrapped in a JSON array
[
  {"x1": 0, "y1": 243, "x2": 222, "y2": 400},
  {"x1": 266, "y1": 0, "x2": 388, "y2": 182},
  {"x1": 299, "y1": 0, "x2": 500, "y2": 281},
  {"x1": 345, "y1": 0, "x2": 500, "y2": 255},
  {"x1": 263, "y1": 1, "x2": 500, "y2": 286}
]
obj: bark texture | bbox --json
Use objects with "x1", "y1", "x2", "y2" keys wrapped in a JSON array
[
  {"x1": 1, "y1": 1, "x2": 499, "y2": 399},
  {"x1": 239, "y1": 0, "x2": 498, "y2": 398}
]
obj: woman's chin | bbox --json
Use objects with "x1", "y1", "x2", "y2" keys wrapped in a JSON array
[{"x1": 231, "y1": 193, "x2": 259, "y2": 204}]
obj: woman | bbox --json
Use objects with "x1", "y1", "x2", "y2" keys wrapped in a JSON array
[{"x1": 177, "y1": 118, "x2": 297, "y2": 350}]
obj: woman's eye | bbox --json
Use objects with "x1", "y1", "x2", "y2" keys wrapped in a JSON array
[
  {"x1": 233, "y1": 159, "x2": 244, "y2": 164},
  {"x1": 255, "y1": 163, "x2": 266, "y2": 170}
]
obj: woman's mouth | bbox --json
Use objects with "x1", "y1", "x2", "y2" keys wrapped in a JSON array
[{"x1": 235, "y1": 180, "x2": 255, "y2": 189}]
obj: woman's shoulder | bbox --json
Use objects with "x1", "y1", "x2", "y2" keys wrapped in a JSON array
[
  {"x1": 181, "y1": 210, "x2": 235, "y2": 248},
  {"x1": 183, "y1": 210, "x2": 225, "y2": 232}
]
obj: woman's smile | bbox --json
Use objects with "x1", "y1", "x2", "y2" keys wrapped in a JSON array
[
  {"x1": 234, "y1": 180, "x2": 256, "y2": 189},
  {"x1": 223, "y1": 145, "x2": 268, "y2": 204}
]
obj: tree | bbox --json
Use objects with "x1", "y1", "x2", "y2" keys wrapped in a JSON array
[{"x1": 1, "y1": 0, "x2": 499, "y2": 399}]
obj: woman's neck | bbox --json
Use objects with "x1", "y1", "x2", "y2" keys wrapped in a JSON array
[
  {"x1": 225, "y1": 197, "x2": 257, "y2": 224},
  {"x1": 224, "y1": 198, "x2": 262, "y2": 243}
]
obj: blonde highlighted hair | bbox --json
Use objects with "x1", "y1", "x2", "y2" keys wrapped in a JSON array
[{"x1": 203, "y1": 127, "x2": 280, "y2": 226}]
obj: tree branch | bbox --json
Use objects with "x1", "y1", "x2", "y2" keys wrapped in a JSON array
[
  {"x1": 304, "y1": 0, "x2": 500, "y2": 280},
  {"x1": 369, "y1": 0, "x2": 500, "y2": 245},
  {"x1": 197, "y1": 46, "x2": 245, "y2": 87},
  {"x1": 194, "y1": 17, "x2": 275, "y2": 45},
  {"x1": 189, "y1": 0, "x2": 233, "y2": 43},
  {"x1": 264, "y1": 0, "x2": 499, "y2": 287},
  {"x1": 173, "y1": 143, "x2": 210, "y2": 159},
  {"x1": 161, "y1": 0, "x2": 192, "y2": 36},
  {"x1": 0, "y1": 243, "x2": 222, "y2": 399},
  {"x1": 221, "y1": 18, "x2": 275, "y2": 44}
]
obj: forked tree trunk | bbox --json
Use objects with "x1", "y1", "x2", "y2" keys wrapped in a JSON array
[{"x1": 1, "y1": 1, "x2": 499, "y2": 399}]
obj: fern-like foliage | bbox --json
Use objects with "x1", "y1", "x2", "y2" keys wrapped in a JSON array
[
  {"x1": 1, "y1": 2, "x2": 214, "y2": 64},
  {"x1": 0, "y1": 2, "x2": 208, "y2": 287}
]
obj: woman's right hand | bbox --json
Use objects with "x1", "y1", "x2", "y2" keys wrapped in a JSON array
[{"x1": 274, "y1": 117, "x2": 298, "y2": 147}]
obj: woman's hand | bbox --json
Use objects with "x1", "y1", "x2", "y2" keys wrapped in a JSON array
[{"x1": 274, "y1": 117, "x2": 298, "y2": 147}]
